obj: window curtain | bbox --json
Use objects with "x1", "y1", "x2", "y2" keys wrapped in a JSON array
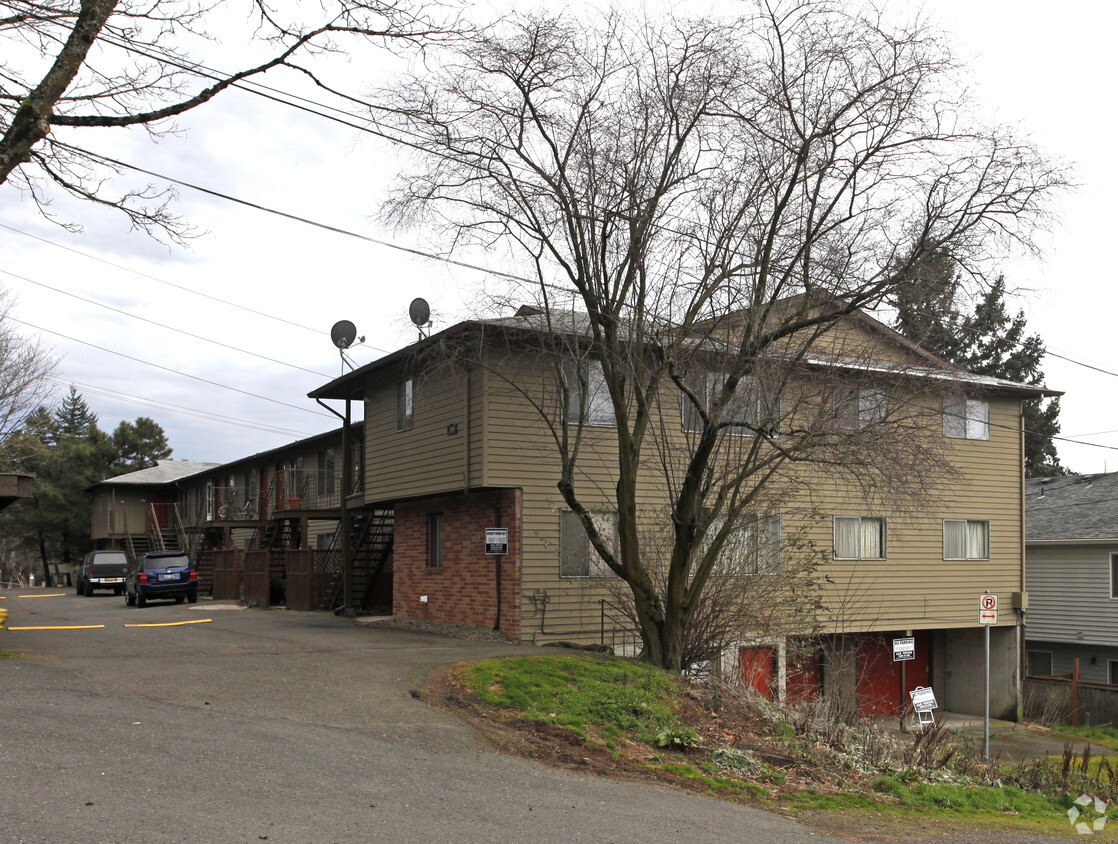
[
  {"x1": 835, "y1": 517, "x2": 861, "y2": 558},
  {"x1": 861, "y1": 518, "x2": 883, "y2": 559},
  {"x1": 943, "y1": 520, "x2": 967, "y2": 559},
  {"x1": 967, "y1": 520, "x2": 989, "y2": 559}
]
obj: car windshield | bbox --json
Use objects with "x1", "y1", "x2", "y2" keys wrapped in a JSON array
[
  {"x1": 91, "y1": 552, "x2": 128, "y2": 566},
  {"x1": 143, "y1": 554, "x2": 190, "y2": 571}
]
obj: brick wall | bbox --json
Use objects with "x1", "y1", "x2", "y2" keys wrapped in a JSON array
[{"x1": 393, "y1": 489, "x2": 521, "y2": 640}]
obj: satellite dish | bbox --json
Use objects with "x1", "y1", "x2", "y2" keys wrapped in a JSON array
[
  {"x1": 409, "y1": 298, "x2": 431, "y2": 328},
  {"x1": 330, "y1": 320, "x2": 358, "y2": 349}
]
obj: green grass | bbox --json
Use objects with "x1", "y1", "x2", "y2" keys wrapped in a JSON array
[
  {"x1": 1053, "y1": 725, "x2": 1118, "y2": 750},
  {"x1": 873, "y1": 777, "x2": 1065, "y2": 819},
  {"x1": 657, "y1": 762, "x2": 763, "y2": 796},
  {"x1": 457, "y1": 654, "x2": 680, "y2": 740}
]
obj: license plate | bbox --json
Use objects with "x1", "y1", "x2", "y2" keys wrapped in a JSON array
[{"x1": 160, "y1": 573, "x2": 179, "y2": 581}]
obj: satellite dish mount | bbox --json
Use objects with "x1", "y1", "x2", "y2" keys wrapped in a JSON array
[{"x1": 330, "y1": 320, "x2": 364, "y2": 372}]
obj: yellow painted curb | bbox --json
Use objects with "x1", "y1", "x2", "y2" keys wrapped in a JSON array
[
  {"x1": 122, "y1": 619, "x2": 213, "y2": 628},
  {"x1": 7, "y1": 624, "x2": 106, "y2": 631},
  {"x1": 17, "y1": 593, "x2": 66, "y2": 598}
]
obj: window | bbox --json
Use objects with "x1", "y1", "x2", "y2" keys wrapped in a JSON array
[
  {"x1": 316, "y1": 533, "x2": 335, "y2": 551},
  {"x1": 706, "y1": 514, "x2": 783, "y2": 575},
  {"x1": 834, "y1": 516, "x2": 886, "y2": 560},
  {"x1": 427, "y1": 513, "x2": 443, "y2": 569},
  {"x1": 835, "y1": 388, "x2": 886, "y2": 430},
  {"x1": 563, "y1": 360, "x2": 615, "y2": 426},
  {"x1": 943, "y1": 519, "x2": 990, "y2": 560},
  {"x1": 943, "y1": 397, "x2": 989, "y2": 440},
  {"x1": 317, "y1": 448, "x2": 336, "y2": 497},
  {"x1": 682, "y1": 371, "x2": 778, "y2": 435},
  {"x1": 1110, "y1": 661, "x2": 1118, "y2": 686},
  {"x1": 1027, "y1": 651, "x2": 1053, "y2": 677},
  {"x1": 559, "y1": 509, "x2": 617, "y2": 577},
  {"x1": 397, "y1": 379, "x2": 415, "y2": 431},
  {"x1": 1111, "y1": 554, "x2": 1118, "y2": 599}
]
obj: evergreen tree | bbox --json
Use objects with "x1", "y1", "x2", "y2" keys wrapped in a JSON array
[
  {"x1": 894, "y1": 255, "x2": 1066, "y2": 478},
  {"x1": 0, "y1": 391, "x2": 174, "y2": 584},
  {"x1": 111, "y1": 417, "x2": 172, "y2": 473}
]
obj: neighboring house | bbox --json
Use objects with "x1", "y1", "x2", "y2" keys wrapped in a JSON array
[
  {"x1": 1025, "y1": 472, "x2": 1118, "y2": 684},
  {"x1": 307, "y1": 303, "x2": 1052, "y2": 718}
]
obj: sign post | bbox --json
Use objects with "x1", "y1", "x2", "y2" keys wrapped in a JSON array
[{"x1": 979, "y1": 591, "x2": 998, "y2": 759}]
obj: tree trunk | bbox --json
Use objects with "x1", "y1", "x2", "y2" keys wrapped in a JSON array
[{"x1": 37, "y1": 533, "x2": 53, "y2": 588}]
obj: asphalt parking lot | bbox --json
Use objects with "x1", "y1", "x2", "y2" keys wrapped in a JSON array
[{"x1": 1, "y1": 588, "x2": 854, "y2": 844}]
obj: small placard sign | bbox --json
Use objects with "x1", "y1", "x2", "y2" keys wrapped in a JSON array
[
  {"x1": 485, "y1": 528, "x2": 509, "y2": 555},
  {"x1": 909, "y1": 686, "x2": 938, "y2": 713},
  {"x1": 893, "y1": 637, "x2": 915, "y2": 662}
]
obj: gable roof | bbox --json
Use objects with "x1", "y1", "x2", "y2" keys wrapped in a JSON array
[
  {"x1": 86, "y1": 460, "x2": 222, "y2": 491},
  {"x1": 309, "y1": 301, "x2": 1059, "y2": 401},
  {"x1": 1026, "y1": 473, "x2": 1118, "y2": 543}
]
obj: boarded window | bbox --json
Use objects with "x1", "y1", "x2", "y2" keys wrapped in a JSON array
[{"x1": 559, "y1": 509, "x2": 617, "y2": 577}]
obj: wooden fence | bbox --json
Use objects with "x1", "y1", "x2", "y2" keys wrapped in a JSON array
[{"x1": 1025, "y1": 659, "x2": 1118, "y2": 728}]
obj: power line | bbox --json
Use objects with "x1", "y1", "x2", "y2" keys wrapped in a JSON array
[
  {"x1": 51, "y1": 378, "x2": 315, "y2": 438},
  {"x1": 0, "y1": 267, "x2": 333, "y2": 378},
  {"x1": 0, "y1": 222, "x2": 391, "y2": 353},
  {"x1": 6, "y1": 315, "x2": 333, "y2": 419}
]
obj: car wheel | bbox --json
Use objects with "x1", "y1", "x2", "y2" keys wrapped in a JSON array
[
  {"x1": 125, "y1": 589, "x2": 135, "y2": 607},
  {"x1": 75, "y1": 580, "x2": 83, "y2": 595},
  {"x1": 187, "y1": 591, "x2": 198, "y2": 604},
  {"x1": 136, "y1": 591, "x2": 146, "y2": 608},
  {"x1": 84, "y1": 581, "x2": 94, "y2": 597}
]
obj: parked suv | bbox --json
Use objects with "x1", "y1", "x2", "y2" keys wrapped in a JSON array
[
  {"x1": 125, "y1": 551, "x2": 198, "y2": 607},
  {"x1": 76, "y1": 550, "x2": 129, "y2": 596}
]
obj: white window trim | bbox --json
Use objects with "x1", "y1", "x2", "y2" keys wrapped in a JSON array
[
  {"x1": 397, "y1": 379, "x2": 415, "y2": 432},
  {"x1": 706, "y1": 514, "x2": 783, "y2": 576},
  {"x1": 833, "y1": 516, "x2": 887, "y2": 561},
  {"x1": 682, "y1": 371, "x2": 780, "y2": 436},
  {"x1": 943, "y1": 397, "x2": 990, "y2": 440},
  {"x1": 942, "y1": 519, "x2": 990, "y2": 561},
  {"x1": 1110, "y1": 553, "x2": 1118, "y2": 600},
  {"x1": 564, "y1": 360, "x2": 616, "y2": 427}
]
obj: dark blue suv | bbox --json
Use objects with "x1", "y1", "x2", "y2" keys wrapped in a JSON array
[{"x1": 125, "y1": 551, "x2": 198, "y2": 607}]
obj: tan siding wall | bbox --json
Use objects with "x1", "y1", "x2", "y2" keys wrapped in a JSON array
[
  {"x1": 365, "y1": 366, "x2": 473, "y2": 501},
  {"x1": 1027, "y1": 544, "x2": 1118, "y2": 645}
]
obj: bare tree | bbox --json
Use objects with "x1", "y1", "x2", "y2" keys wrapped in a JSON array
[
  {"x1": 1, "y1": 0, "x2": 453, "y2": 241},
  {"x1": 0, "y1": 288, "x2": 56, "y2": 446},
  {"x1": 381, "y1": 3, "x2": 1067, "y2": 671}
]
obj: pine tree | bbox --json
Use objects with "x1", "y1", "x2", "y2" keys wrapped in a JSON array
[{"x1": 894, "y1": 255, "x2": 1066, "y2": 478}]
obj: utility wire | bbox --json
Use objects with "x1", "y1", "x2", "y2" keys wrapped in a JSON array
[
  {"x1": 51, "y1": 377, "x2": 315, "y2": 438},
  {"x1": 6, "y1": 315, "x2": 333, "y2": 419},
  {"x1": 0, "y1": 222, "x2": 390, "y2": 354},
  {"x1": 1, "y1": 267, "x2": 333, "y2": 378}
]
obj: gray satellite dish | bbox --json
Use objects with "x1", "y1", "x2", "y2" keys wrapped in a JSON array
[
  {"x1": 409, "y1": 298, "x2": 431, "y2": 328},
  {"x1": 330, "y1": 320, "x2": 358, "y2": 349}
]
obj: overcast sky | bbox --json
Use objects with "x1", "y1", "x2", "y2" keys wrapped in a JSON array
[{"x1": 2, "y1": 0, "x2": 1115, "y2": 472}]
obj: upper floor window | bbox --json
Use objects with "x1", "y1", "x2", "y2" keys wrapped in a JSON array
[
  {"x1": 317, "y1": 448, "x2": 335, "y2": 497},
  {"x1": 943, "y1": 519, "x2": 989, "y2": 560},
  {"x1": 834, "y1": 516, "x2": 886, "y2": 560},
  {"x1": 682, "y1": 371, "x2": 779, "y2": 435},
  {"x1": 563, "y1": 360, "x2": 616, "y2": 427},
  {"x1": 835, "y1": 388, "x2": 886, "y2": 430},
  {"x1": 943, "y1": 397, "x2": 989, "y2": 440},
  {"x1": 397, "y1": 379, "x2": 415, "y2": 431},
  {"x1": 706, "y1": 514, "x2": 783, "y2": 575},
  {"x1": 559, "y1": 508, "x2": 617, "y2": 577},
  {"x1": 1110, "y1": 553, "x2": 1118, "y2": 599}
]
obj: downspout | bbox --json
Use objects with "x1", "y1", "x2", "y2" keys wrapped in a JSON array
[
  {"x1": 1016, "y1": 401, "x2": 1027, "y2": 720},
  {"x1": 317, "y1": 397, "x2": 352, "y2": 616}
]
